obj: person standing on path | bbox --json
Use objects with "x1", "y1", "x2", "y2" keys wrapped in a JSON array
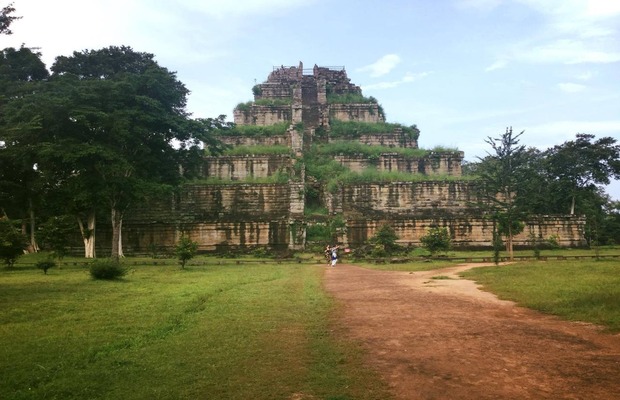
[
  {"x1": 330, "y1": 245, "x2": 339, "y2": 267},
  {"x1": 324, "y1": 245, "x2": 332, "y2": 267}
]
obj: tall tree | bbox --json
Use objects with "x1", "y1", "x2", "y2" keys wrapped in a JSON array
[
  {"x1": 47, "y1": 46, "x2": 205, "y2": 260},
  {"x1": 0, "y1": 46, "x2": 49, "y2": 252},
  {"x1": 543, "y1": 134, "x2": 620, "y2": 215},
  {"x1": 477, "y1": 127, "x2": 527, "y2": 259}
]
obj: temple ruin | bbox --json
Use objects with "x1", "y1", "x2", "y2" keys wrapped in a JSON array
[{"x1": 117, "y1": 62, "x2": 586, "y2": 253}]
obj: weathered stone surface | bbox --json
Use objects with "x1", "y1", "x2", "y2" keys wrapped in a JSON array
[
  {"x1": 233, "y1": 105, "x2": 291, "y2": 126},
  {"x1": 218, "y1": 135, "x2": 291, "y2": 147},
  {"x1": 115, "y1": 183, "x2": 302, "y2": 252},
  {"x1": 342, "y1": 132, "x2": 418, "y2": 148},
  {"x1": 111, "y1": 63, "x2": 586, "y2": 253},
  {"x1": 201, "y1": 155, "x2": 293, "y2": 180},
  {"x1": 334, "y1": 152, "x2": 463, "y2": 176},
  {"x1": 345, "y1": 216, "x2": 586, "y2": 249},
  {"x1": 331, "y1": 181, "x2": 485, "y2": 216},
  {"x1": 328, "y1": 103, "x2": 384, "y2": 123}
]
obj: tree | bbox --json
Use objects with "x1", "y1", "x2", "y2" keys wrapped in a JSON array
[
  {"x1": 0, "y1": 218, "x2": 27, "y2": 267},
  {"x1": 600, "y1": 200, "x2": 620, "y2": 245},
  {"x1": 477, "y1": 127, "x2": 527, "y2": 260},
  {"x1": 43, "y1": 46, "x2": 206, "y2": 261},
  {"x1": 543, "y1": 134, "x2": 620, "y2": 215},
  {"x1": 0, "y1": 3, "x2": 20, "y2": 35},
  {"x1": 420, "y1": 226, "x2": 451, "y2": 256},
  {"x1": 175, "y1": 236, "x2": 198, "y2": 269},
  {"x1": 0, "y1": 46, "x2": 50, "y2": 253},
  {"x1": 370, "y1": 224, "x2": 400, "y2": 256},
  {"x1": 38, "y1": 215, "x2": 76, "y2": 259}
]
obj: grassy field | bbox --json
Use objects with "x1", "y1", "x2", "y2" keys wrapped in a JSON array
[
  {"x1": 3, "y1": 249, "x2": 619, "y2": 399},
  {"x1": 460, "y1": 259, "x2": 620, "y2": 332},
  {"x1": 0, "y1": 261, "x2": 391, "y2": 400}
]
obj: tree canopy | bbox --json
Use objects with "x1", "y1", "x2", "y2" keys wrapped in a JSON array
[
  {"x1": 0, "y1": 45, "x2": 223, "y2": 259},
  {"x1": 0, "y1": 3, "x2": 20, "y2": 35}
]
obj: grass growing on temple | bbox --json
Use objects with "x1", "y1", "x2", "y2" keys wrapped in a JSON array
[{"x1": 0, "y1": 260, "x2": 391, "y2": 400}]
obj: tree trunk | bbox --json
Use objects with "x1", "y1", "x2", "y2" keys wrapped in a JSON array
[
  {"x1": 506, "y1": 225, "x2": 514, "y2": 261},
  {"x1": 28, "y1": 199, "x2": 39, "y2": 253},
  {"x1": 110, "y1": 207, "x2": 124, "y2": 261},
  {"x1": 570, "y1": 195, "x2": 576, "y2": 215},
  {"x1": 77, "y1": 212, "x2": 96, "y2": 258},
  {"x1": 118, "y1": 217, "x2": 124, "y2": 258}
]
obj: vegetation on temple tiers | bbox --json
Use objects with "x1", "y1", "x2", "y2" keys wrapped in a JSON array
[
  {"x1": 329, "y1": 119, "x2": 420, "y2": 140},
  {"x1": 219, "y1": 121, "x2": 291, "y2": 137},
  {"x1": 235, "y1": 98, "x2": 292, "y2": 111}
]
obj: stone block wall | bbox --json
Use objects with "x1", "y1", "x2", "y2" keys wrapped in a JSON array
[
  {"x1": 329, "y1": 104, "x2": 385, "y2": 123},
  {"x1": 358, "y1": 133, "x2": 418, "y2": 148},
  {"x1": 333, "y1": 152, "x2": 463, "y2": 176},
  {"x1": 335, "y1": 181, "x2": 484, "y2": 217},
  {"x1": 345, "y1": 215, "x2": 586, "y2": 249},
  {"x1": 255, "y1": 82, "x2": 293, "y2": 100},
  {"x1": 218, "y1": 135, "x2": 291, "y2": 147},
  {"x1": 115, "y1": 183, "x2": 302, "y2": 253},
  {"x1": 233, "y1": 105, "x2": 291, "y2": 126},
  {"x1": 201, "y1": 155, "x2": 293, "y2": 180}
]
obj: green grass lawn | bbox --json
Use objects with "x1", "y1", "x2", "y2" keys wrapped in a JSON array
[
  {"x1": 0, "y1": 261, "x2": 391, "y2": 400},
  {"x1": 3, "y1": 250, "x2": 619, "y2": 399},
  {"x1": 460, "y1": 259, "x2": 620, "y2": 332}
]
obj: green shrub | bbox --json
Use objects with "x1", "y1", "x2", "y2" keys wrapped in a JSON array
[
  {"x1": 370, "y1": 224, "x2": 401, "y2": 255},
  {"x1": 38, "y1": 215, "x2": 75, "y2": 260},
  {"x1": 0, "y1": 219, "x2": 28, "y2": 267},
  {"x1": 420, "y1": 227, "x2": 451, "y2": 256},
  {"x1": 175, "y1": 236, "x2": 198, "y2": 269},
  {"x1": 329, "y1": 120, "x2": 420, "y2": 140},
  {"x1": 89, "y1": 259, "x2": 128, "y2": 280},
  {"x1": 327, "y1": 93, "x2": 376, "y2": 104},
  {"x1": 35, "y1": 260, "x2": 56, "y2": 274},
  {"x1": 225, "y1": 122, "x2": 290, "y2": 137},
  {"x1": 315, "y1": 141, "x2": 428, "y2": 158}
]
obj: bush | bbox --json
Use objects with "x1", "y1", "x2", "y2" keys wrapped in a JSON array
[
  {"x1": 38, "y1": 215, "x2": 75, "y2": 260},
  {"x1": 420, "y1": 227, "x2": 451, "y2": 256},
  {"x1": 176, "y1": 236, "x2": 198, "y2": 269},
  {"x1": 0, "y1": 219, "x2": 28, "y2": 267},
  {"x1": 36, "y1": 260, "x2": 56, "y2": 274},
  {"x1": 89, "y1": 259, "x2": 127, "y2": 280},
  {"x1": 370, "y1": 224, "x2": 401, "y2": 255}
]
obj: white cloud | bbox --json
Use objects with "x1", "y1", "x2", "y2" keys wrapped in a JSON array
[
  {"x1": 524, "y1": 119, "x2": 620, "y2": 148},
  {"x1": 455, "y1": 0, "x2": 504, "y2": 11},
  {"x1": 362, "y1": 71, "x2": 431, "y2": 90},
  {"x1": 585, "y1": 0, "x2": 620, "y2": 18},
  {"x1": 517, "y1": 39, "x2": 620, "y2": 64},
  {"x1": 478, "y1": 1, "x2": 620, "y2": 68},
  {"x1": 485, "y1": 59, "x2": 507, "y2": 71},
  {"x1": 179, "y1": 0, "x2": 314, "y2": 18},
  {"x1": 558, "y1": 82, "x2": 587, "y2": 93},
  {"x1": 357, "y1": 54, "x2": 402, "y2": 77},
  {"x1": 575, "y1": 71, "x2": 595, "y2": 80}
]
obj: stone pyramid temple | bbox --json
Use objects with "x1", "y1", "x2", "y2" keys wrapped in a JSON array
[{"x1": 119, "y1": 62, "x2": 585, "y2": 253}]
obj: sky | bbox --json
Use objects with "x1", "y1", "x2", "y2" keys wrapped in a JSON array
[{"x1": 4, "y1": 0, "x2": 620, "y2": 200}]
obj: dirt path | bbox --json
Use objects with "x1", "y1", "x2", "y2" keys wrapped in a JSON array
[{"x1": 323, "y1": 263, "x2": 620, "y2": 400}]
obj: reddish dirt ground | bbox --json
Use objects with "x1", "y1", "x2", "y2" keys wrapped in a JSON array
[{"x1": 323, "y1": 263, "x2": 620, "y2": 400}]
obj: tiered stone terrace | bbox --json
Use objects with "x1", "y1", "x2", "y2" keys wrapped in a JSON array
[{"x1": 113, "y1": 62, "x2": 585, "y2": 253}]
